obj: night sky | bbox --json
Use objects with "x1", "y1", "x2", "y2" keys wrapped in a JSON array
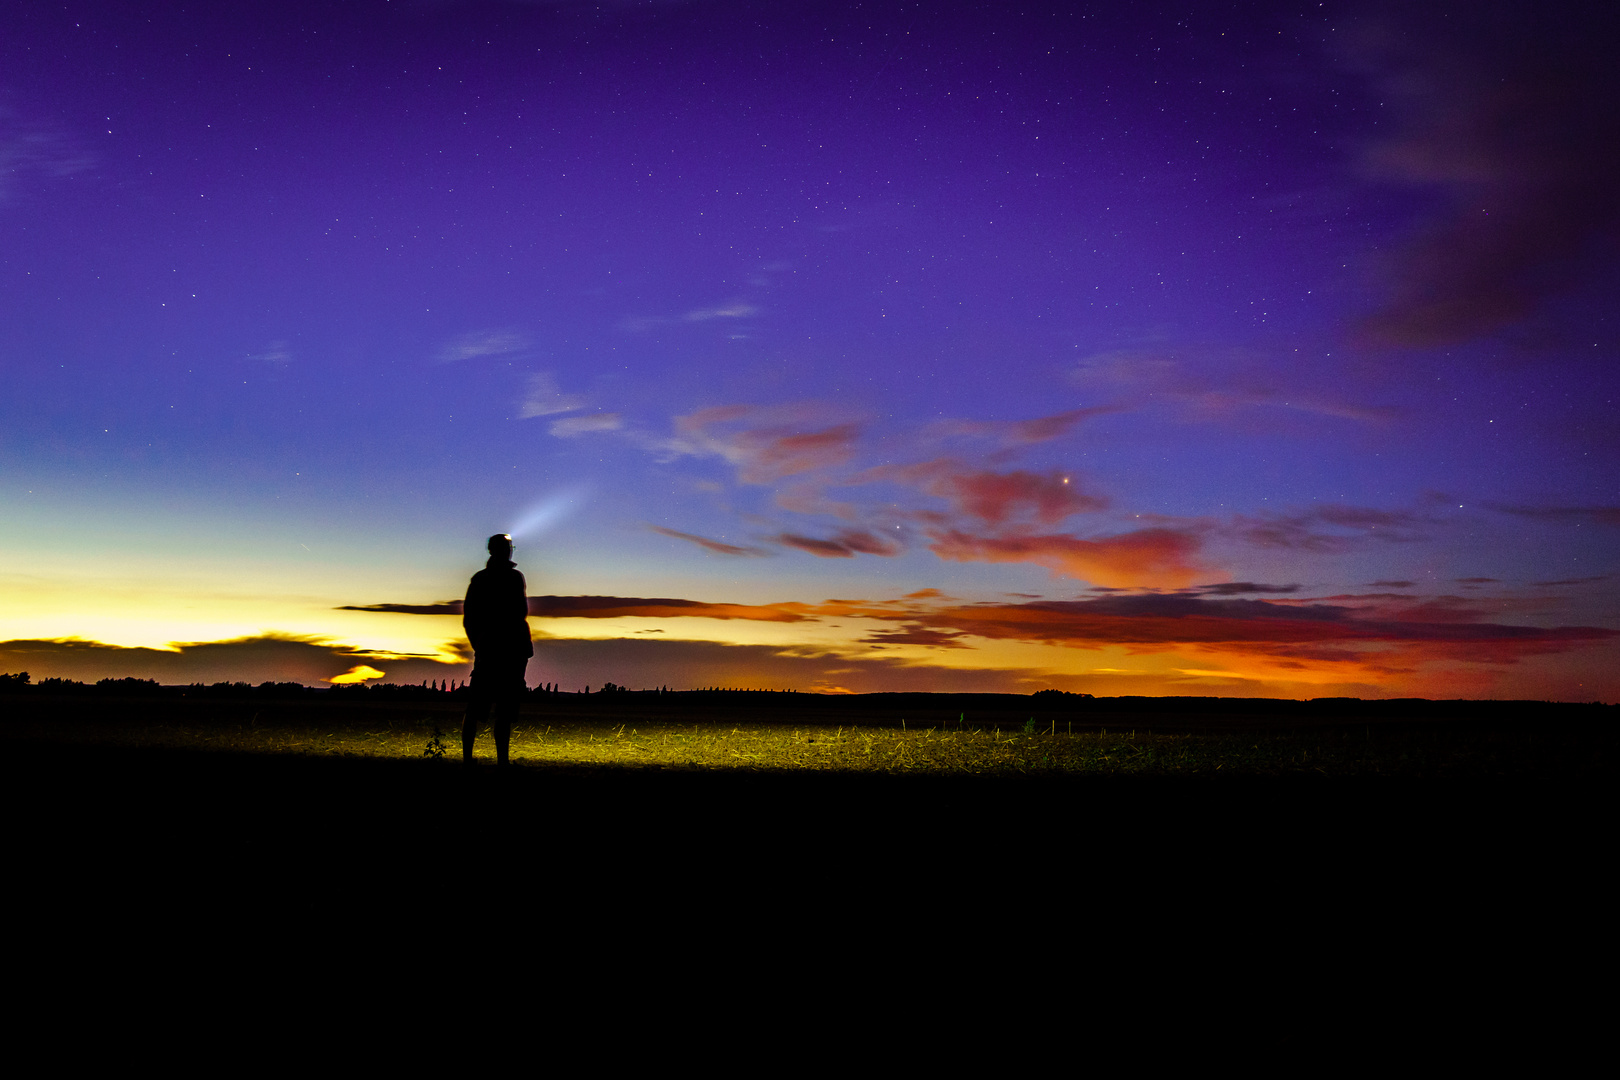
[{"x1": 4, "y1": 1, "x2": 1616, "y2": 699}]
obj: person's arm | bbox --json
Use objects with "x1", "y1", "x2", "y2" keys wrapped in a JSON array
[{"x1": 463, "y1": 576, "x2": 484, "y2": 653}]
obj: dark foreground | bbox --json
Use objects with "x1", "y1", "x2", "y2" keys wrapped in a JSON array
[{"x1": 8, "y1": 694, "x2": 1613, "y2": 939}]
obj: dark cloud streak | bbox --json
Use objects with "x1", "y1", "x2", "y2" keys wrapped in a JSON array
[
  {"x1": 646, "y1": 525, "x2": 773, "y2": 557},
  {"x1": 1353, "y1": 4, "x2": 1620, "y2": 348}
]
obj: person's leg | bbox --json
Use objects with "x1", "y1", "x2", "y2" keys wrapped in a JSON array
[
  {"x1": 493, "y1": 699, "x2": 515, "y2": 765},
  {"x1": 463, "y1": 699, "x2": 490, "y2": 762}
]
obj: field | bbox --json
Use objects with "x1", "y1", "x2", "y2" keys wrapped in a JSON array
[
  {"x1": 9, "y1": 690, "x2": 1616, "y2": 777},
  {"x1": 9, "y1": 690, "x2": 1613, "y2": 936}
]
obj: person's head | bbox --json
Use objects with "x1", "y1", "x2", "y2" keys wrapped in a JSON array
[{"x1": 487, "y1": 533, "x2": 513, "y2": 561}]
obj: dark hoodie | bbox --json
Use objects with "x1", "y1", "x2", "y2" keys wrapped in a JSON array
[{"x1": 462, "y1": 557, "x2": 534, "y2": 660}]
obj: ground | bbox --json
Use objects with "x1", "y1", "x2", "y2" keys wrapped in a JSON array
[{"x1": 7, "y1": 691, "x2": 1612, "y2": 945}]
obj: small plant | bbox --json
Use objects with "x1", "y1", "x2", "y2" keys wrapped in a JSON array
[
  {"x1": 1024, "y1": 717, "x2": 1037, "y2": 734},
  {"x1": 423, "y1": 723, "x2": 449, "y2": 759}
]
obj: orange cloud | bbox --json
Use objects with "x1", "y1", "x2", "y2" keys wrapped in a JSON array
[
  {"x1": 926, "y1": 527, "x2": 1205, "y2": 588},
  {"x1": 790, "y1": 592, "x2": 1618, "y2": 692}
]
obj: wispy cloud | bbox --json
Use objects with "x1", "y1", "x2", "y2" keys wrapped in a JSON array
[
  {"x1": 584, "y1": 400, "x2": 1475, "y2": 590},
  {"x1": 1197, "y1": 582, "x2": 1302, "y2": 595},
  {"x1": 1070, "y1": 349, "x2": 1400, "y2": 424},
  {"x1": 436, "y1": 330, "x2": 529, "y2": 364},
  {"x1": 343, "y1": 594, "x2": 812, "y2": 622},
  {"x1": 249, "y1": 340, "x2": 293, "y2": 365},
  {"x1": 922, "y1": 407, "x2": 1119, "y2": 446},
  {"x1": 1486, "y1": 503, "x2": 1620, "y2": 526},
  {"x1": 1232, "y1": 505, "x2": 1435, "y2": 551},
  {"x1": 0, "y1": 109, "x2": 94, "y2": 204},
  {"x1": 684, "y1": 302, "x2": 758, "y2": 322},
  {"x1": 519, "y1": 372, "x2": 588, "y2": 418},
  {"x1": 647, "y1": 525, "x2": 772, "y2": 557},
  {"x1": 669, "y1": 405, "x2": 863, "y2": 482},
  {"x1": 549, "y1": 413, "x2": 621, "y2": 437},
  {"x1": 774, "y1": 529, "x2": 903, "y2": 559}
]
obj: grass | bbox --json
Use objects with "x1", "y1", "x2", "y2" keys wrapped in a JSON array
[{"x1": 7, "y1": 693, "x2": 1614, "y2": 778}]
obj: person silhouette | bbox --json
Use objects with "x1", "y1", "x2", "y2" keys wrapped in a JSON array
[{"x1": 461, "y1": 533, "x2": 533, "y2": 764}]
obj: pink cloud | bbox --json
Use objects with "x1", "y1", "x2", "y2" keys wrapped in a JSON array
[
  {"x1": 673, "y1": 405, "x2": 863, "y2": 484},
  {"x1": 924, "y1": 407, "x2": 1116, "y2": 445},
  {"x1": 860, "y1": 459, "x2": 1106, "y2": 526}
]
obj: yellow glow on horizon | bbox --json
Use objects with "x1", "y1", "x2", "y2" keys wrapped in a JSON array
[
  {"x1": 3, "y1": 550, "x2": 1563, "y2": 698},
  {"x1": 328, "y1": 665, "x2": 387, "y2": 684}
]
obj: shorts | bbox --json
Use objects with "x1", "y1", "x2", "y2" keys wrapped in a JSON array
[{"x1": 470, "y1": 656, "x2": 529, "y2": 701}]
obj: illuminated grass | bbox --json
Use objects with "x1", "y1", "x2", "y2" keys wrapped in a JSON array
[{"x1": 9, "y1": 696, "x2": 1611, "y2": 778}]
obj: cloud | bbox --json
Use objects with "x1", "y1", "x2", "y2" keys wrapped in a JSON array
[
  {"x1": 1070, "y1": 349, "x2": 1400, "y2": 424},
  {"x1": 524, "y1": 637, "x2": 1064, "y2": 696},
  {"x1": 1197, "y1": 582, "x2": 1302, "y2": 595},
  {"x1": 530, "y1": 596, "x2": 810, "y2": 622},
  {"x1": 19, "y1": 583, "x2": 1613, "y2": 696},
  {"x1": 328, "y1": 665, "x2": 386, "y2": 685},
  {"x1": 1367, "y1": 580, "x2": 1417, "y2": 589},
  {"x1": 249, "y1": 341, "x2": 293, "y2": 365},
  {"x1": 647, "y1": 525, "x2": 772, "y2": 557},
  {"x1": 341, "y1": 594, "x2": 811, "y2": 621},
  {"x1": 861, "y1": 461, "x2": 1107, "y2": 527},
  {"x1": 0, "y1": 109, "x2": 95, "y2": 204},
  {"x1": 923, "y1": 407, "x2": 1117, "y2": 446},
  {"x1": 1350, "y1": 7, "x2": 1620, "y2": 347},
  {"x1": 549, "y1": 413, "x2": 622, "y2": 437},
  {"x1": 437, "y1": 330, "x2": 529, "y2": 364},
  {"x1": 0, "y1": 635, "x2": 465, "y2": 686},
  {"x1": 684, "y1": 302, "x2": 758, "y2": 321},
  {"x1": 519, "y1": 373, "x2": 588, "y2": 418},
  {"x1": 927, "y1": 527, "x2": 1205, "y2": 589},
  {"x1": 1486, "y1": 504, "x2": 1620, "y2": 526},
  {"x1": 638, "y1": 402, "x2": 1446, "y2": 590},
  {"x1": 795, "y1": 592, "x2": 1616, "y2": 669},
  {"x1": 670, "y1": 406, "x2": 863, "y2": 483},
  {"x1": 0, "y1": 631, "x2": 1053, "y2": 695},
  {"x1": 338, "y1": 602, "x2": 463, "y2": 615},
  {"x1": 858, "y1": 624, "x2": 972, "y2": 649},
  {"x1": 736, "y1": 423, "x2": 861, "y2": 482},
  {"x1": 774, "y1": 529, "x2": 903, "y2": 559},
  {"x1": 1233, "y1": 505, "x2": 1433, "y2": 551}
]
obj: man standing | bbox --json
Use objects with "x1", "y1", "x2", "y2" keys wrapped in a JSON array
[{"x1": 462, "y1": 533, "x2": 533, "y2": 765}]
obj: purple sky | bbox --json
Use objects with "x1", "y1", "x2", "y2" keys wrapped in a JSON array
[{"x1": 3, "y1": 1, "x2": 1617, "y2": 698}]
